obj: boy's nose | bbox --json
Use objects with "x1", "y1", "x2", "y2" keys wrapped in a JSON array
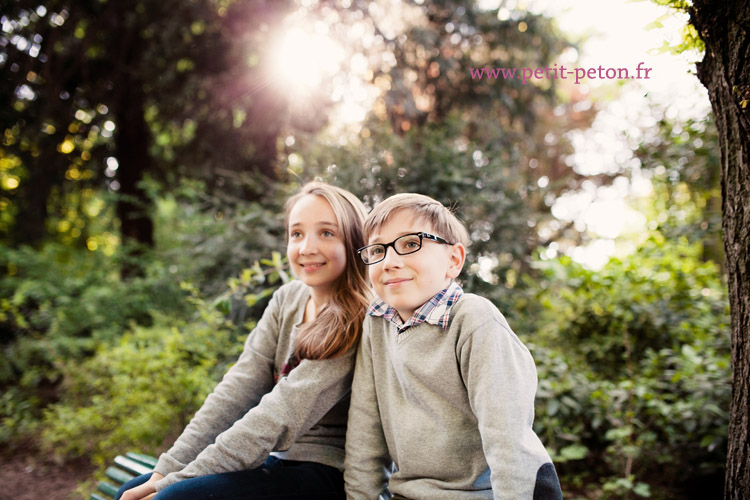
[{"x1": 381, "y1": 247, "x2": 404, "y2": 269}]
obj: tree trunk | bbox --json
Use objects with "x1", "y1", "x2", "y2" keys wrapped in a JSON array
[
  {"x1": 111, "y1": 3, "x2": 155, "y2": 279},
  {"x1": 115, "y1": 78, "x2": 154, "y2": 279},
  {"x1": 12, "y1": 152, "x2": 54, "y2": 248},
  {"x1": 690, "y1": 1, "x2": 750, "y2": 498}
]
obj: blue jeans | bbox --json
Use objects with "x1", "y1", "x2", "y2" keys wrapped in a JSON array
[{"x1": 114, "y1": 456, "x2": 345, "y2": 500}]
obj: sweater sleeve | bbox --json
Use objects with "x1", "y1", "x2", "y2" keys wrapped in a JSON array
[
  {"x1": 154, "y1": 346, "x2": 355, "y2": 491},
  {"x1": 344, "y1": 323, "x2": 392, "y2": 500},
  {"x1": 152, "y1": 285, "x2": 285, "y2": 478},
  {"x1": 458, "y1": 315, "x2": 544, "y2": 500}
]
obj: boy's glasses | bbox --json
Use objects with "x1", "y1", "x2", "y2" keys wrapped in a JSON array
[{"x1": 358, "y1": 232, "x2": 453, "y2": 265}]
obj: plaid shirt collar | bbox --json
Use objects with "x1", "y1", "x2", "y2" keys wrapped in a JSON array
[{"x1": 368, "y1": 281, "x2": 464, "y2": 333}]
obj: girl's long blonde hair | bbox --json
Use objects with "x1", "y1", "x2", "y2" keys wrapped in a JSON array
[{"x1": 284, "y1": 182, "x2": 370, "y2": 360}]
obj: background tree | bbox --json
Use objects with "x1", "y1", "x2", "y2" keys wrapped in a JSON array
[
  {"x1": 679, "y1": 1, "x2": 750, "y2": 497},
  {"x1": 0, "y1": 0, "x2": 294, "y2": 274}
]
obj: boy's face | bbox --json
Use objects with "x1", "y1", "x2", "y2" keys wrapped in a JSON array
[{"x1": 367, "y1": 210, "x2": 465, "y2": 322}]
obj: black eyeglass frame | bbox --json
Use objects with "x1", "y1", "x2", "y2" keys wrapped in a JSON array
[{"x1": 357, "y1": 232, "x2": 453, "y2": 265}]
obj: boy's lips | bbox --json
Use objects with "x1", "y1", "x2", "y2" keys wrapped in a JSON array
[{"x1": 383, "y1": 277, "x2": 412, "y2": 286}]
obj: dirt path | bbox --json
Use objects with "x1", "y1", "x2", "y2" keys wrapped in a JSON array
[{"x1": 0, "y1": 451, "x2": 96, "y2": 500}]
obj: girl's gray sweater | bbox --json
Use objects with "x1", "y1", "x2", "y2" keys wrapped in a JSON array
[{"x1": 153, "y1": 280, "x2": 355, "y2": 491}]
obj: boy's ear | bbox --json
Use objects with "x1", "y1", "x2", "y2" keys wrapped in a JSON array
[{"x1": 446, "y1": 243, "x2": 466, "y2": 279}]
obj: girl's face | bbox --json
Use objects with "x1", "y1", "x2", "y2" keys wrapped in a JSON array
[{"x1": 287, "y1": 194, "x2": 348, "y2": 295}]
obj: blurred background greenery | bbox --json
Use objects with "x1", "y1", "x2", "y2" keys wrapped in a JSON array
[{"x1": 1, "y1": 0, "x2": 727, "y2": 498}]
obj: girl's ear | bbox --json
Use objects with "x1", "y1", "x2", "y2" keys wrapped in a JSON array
[{"x1": 446, "y1": 243, "x2": 466, "y2": 279}]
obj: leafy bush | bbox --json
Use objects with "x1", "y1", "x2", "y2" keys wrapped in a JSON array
[
  {"x1": 0, "y1": 243, "x2": 189, "y2": 445},
  {"x1": 38, "y1": 257, "x2": 287, "y2": 467},
  {"x1": 40, "y1": 310, "x2": 238, "y2": 465},
  {"x1": 0, "y1": 182, "x2": 289, "y2": 450},
  {"x1": 529, "y1": 236, "x2": 730, "y2": 499},
  {"x1": 151, "y1": 179, "x2": 286, "y2": 296}
]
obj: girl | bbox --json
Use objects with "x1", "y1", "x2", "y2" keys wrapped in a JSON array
[{"x1": 117, "y1": 182, "x2": 370, "y2": 500}]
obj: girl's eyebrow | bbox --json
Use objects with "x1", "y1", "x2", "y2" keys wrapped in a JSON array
[{"x1": 289, "y1": 220, "x2": 338, "y2": 228}]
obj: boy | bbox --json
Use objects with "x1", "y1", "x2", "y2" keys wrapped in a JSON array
[{"x1": 344, "y1": 193, "x2": 562, "y2": 500}]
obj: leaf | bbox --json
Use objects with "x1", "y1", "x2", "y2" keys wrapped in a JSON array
[
  {"x1": 245, "y1": 294, "x2": 259, "y2": 307},
  {"x1": 699, "y1": 434, "x2": 715, "y2": 448},
  {"x1": 547, "y1": 398, "x2": 559, "y2": 416},
  {"x1": 633, "y1": 482, "x2": 652, "y2": 497},
  {"x1": 560, "y1": 444, "x2": 588, "y2": 461},
  {"x1": 215, "y1": 299, "x2": 231, "y2": 316},
  {"x1": 241, "y1": 268, "x2": 252, "y2": 284}
]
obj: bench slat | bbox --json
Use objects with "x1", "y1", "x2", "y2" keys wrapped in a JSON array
[
  {"x1": 97, "y1": 481, "x2": 119, "y2": 497},
  {"x1": 114, "y1": 455, "x2": 154, "y2": 476},
  {"x1": 126, "y1": 452, "x2": 158, "y2": 468},
  {"x1": 90, "y1": 494, "x2": 110, "y2": 500},
  {"x1": 105, "y1": 465, "x2": 135, "y2": 485}
]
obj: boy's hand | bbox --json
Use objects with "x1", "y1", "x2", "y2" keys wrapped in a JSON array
[{"x1": 120, "y1": 472, "x2": 164, "y2": 500}]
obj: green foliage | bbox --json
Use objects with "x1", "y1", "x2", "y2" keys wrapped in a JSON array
[
  {"x1": 643, "y1": 0, "x2": 704, "y2": 55},
  {"x1": 0, "y1": 242, "x2": 189, "y2": 444},
  {"x1": 37, "y1": 257, "x2": 287, "y2": 466},
  {"x1": 530, "y1": 236, "x2": 729, "y2": 499},
  {"x1": 151, "y1": 178, "x2": 285, "y2": 296},
  {"x1": 629, "y1": 110, "x2": 721, "y2": 260},
  {"x1": 39, "y1": 311, "x2": 236, "y2": 466}
]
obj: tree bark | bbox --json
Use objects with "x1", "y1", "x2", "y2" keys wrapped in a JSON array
[
  {"x1": 689, "y1": 1, "x2": 750, "y2": 498},
  {"x1": 115, "y1": 79, "x2": 154, "y2": 272},
  {"x1": 113, "y1": 8, "x2": 154, "y2": 279},
  {"x1": 11, "y1": 151, "x2": 55, "y2": 247}
]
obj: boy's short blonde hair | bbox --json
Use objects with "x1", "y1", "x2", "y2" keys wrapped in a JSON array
[{"x1": 364, "y1": 193, "x2": 470, "y2": 247}]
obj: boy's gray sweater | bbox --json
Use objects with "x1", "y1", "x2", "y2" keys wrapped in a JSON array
[
  {"x1": 344, "y1": 293, "x2": 561, "y2": 500},
  {"x1": 153, "y1": 280, "x2": 355, "y2": 491}
]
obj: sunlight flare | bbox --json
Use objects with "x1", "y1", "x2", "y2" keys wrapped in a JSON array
[{"x1": 269, "y1": 26, "x2": 344, "y2": 98}]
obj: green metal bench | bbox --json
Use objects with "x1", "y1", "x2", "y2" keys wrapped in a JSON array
[{"x1": 90, "y1": 452, "x2": 157, "y2": 500}]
